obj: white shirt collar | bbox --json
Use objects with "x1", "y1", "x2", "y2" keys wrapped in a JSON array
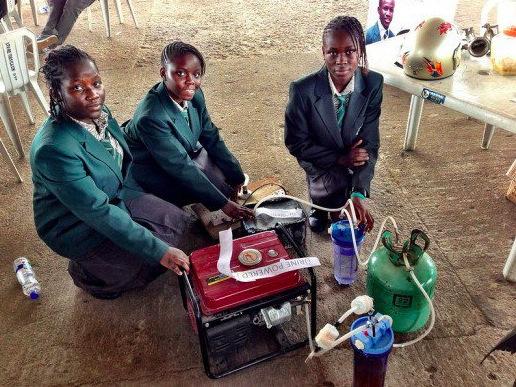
[
  {"x1": 170, "y1": 96, "x2": 188, "y2": 112},
  {"x1": 69, "y1": 110, "x2": 109, "y2": 141},
  {"x1": 328, "y1": 71, "x2": 354, "y2": 97},
  {"x1": 377, "y1": 20, "x2": 389, "y2": 40}
]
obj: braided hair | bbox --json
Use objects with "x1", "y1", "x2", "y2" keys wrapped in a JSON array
[
  {"x1": 323, "y1": 16, "x2": 368, "y2": 73},
  {"x1": 161, "y1": 41, "x2": 206, "y2": 75},
  {"x1": 40, "y1": 45, "x2": 97, "y2": 120}
]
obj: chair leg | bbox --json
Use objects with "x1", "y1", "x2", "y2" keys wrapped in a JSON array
[
  {"x1": 0, "y1": 19, "x2": 8, "y2": 33},
  {"x1": 99, "y1": 0, "x2": 111, "y2": 38},
  {"x1": 114, "y1": 0, "x2": 123, "y2": 23},
  {"x1": 17, "y1": 0, "x2": 23, "y2": 24},
  {"x1": 126, "y1": 0, "x2": 138, "y2": 28},
  {"x1": 29, "y1": 0, "x2": 39, "y2": 26},
  {"x1": 19, "y1": 90, "x2": 35, "y2": 125},
  {"x1": 28, "y1": 78, "x2": 50, "y2": 117},
  {"x1": 11, "y1": 10, "x2": 24, "y2": 28},
  {"x1": 3, "y1": 15, "x2": 14, "y2": 30},
  {"x1": 0, "y1": 137, "x2": 23, "y2": 182},
  {"x1": 0, "y1": 95, "x2": 25, "y2": 158}
]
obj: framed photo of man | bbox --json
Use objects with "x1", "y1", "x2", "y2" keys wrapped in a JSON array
[{"x1": 365, "y1": 0, "x2": 459, "y2": 45}]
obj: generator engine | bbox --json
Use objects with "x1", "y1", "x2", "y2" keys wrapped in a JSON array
[{"x1": 180, "y1": 229, "x2": 317, "y2": 378}]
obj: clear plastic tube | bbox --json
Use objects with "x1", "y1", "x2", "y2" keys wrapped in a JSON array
[
  {"x1": 306, "y1": 323, "x2": 369, "y2": 362},
  {"x1": 392, "y1": 253, "x2": 436, "y2": 348},
  {"x1": 254, "y1": 193, "x2": 399, "y2": 267},
  {"x1": 255, "y1": 193, "x2": 435, "y2": 349}
]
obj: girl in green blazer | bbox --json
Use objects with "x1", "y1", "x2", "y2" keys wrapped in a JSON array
[
  {"x1": 30, "y1": 46, "x2": 200, "y2": 299},
  {"x1": 124, "y1": 41, "x2": 253, "y2": 220}
]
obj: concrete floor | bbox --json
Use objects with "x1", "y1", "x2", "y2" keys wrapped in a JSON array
[{"x1": 0, "y1": 0, "x2": 515, "y2": 385}]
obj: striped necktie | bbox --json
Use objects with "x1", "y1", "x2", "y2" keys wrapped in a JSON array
[
  {"x1": 180, "y1": 108, "x2": 190, "y2": 128},
  {"x1": 336, "y1": 94, "x2": 349, "y2": 128}
]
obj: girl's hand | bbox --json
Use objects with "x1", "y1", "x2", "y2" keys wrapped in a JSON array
[
  {"x1": 337, "y1": 139, "x2": 370, "y2": 167},
  {"x1": 159, "y1": 247, "x2": 190, "y2": 275},
  {"x1": 347, "y1": 196, "x2": 374, "y2": 232}
]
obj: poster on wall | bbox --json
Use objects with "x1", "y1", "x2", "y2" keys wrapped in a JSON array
[{"x1": 365, "y1": 0, "x2": 459, "y2": 45}]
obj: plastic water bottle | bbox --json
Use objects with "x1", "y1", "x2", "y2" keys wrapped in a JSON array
[
  {"x1": 330, "y1": 220, "x2": 365, "y2": 285},
  {"x1": 13, "y1": 257, "x2": 41, "y2": 300}
]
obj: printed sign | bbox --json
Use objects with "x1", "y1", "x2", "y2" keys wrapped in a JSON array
[
  {"x1": 217, "y1": 228, "x2": 320, "y2": 282},
  {"x1": 421, "y1": 88, "x2": 446, "y2": 104}
]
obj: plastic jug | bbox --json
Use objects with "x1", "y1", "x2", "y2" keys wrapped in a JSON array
[
  {"x1": 480, "y1": 0, "x2": 516, "y2": 33},
  {"x1": 490, "y1": 27, "x2": 516, "y2": 74},
  {"x1": 481, "y1": 0, "x2": 516, "y2": 74}
]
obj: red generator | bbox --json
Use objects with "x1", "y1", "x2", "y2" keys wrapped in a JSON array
[{"x1": 180, "y1": 226, "x2": 317, "y2": 378}]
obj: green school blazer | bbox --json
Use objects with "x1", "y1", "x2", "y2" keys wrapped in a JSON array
[
  {"x1": 30, "y1": 106, "x2": 169, "y2": 263},
  {"x1": 123, "y1": 82, "x2": 245, "y2": 211}
]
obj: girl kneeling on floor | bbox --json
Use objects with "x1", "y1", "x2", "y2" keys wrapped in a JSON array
[
  {"x1": 123, "y1": 41, "x2": 253, "y2": 220},
  {"x1": 30, "y1": 45, "x2": 204, "y2": 299},
  {"x1": 284, "y1": 16, "x2": 382, "y2": 233}
]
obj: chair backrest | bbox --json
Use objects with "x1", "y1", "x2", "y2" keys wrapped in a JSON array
[{"x1": 0, "y1": 27, "x2": 38, "y2": 93}]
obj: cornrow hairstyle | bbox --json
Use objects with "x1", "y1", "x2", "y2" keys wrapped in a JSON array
[
  {"x1": 322, "y1": 16, "x2": 368, "y2": 74},
  {"x1": 40, "y1": 45, "x2": 97, "y2": 120},
  {"x1": 161, "y1": 41, "x2": 206, "y2": 75}
]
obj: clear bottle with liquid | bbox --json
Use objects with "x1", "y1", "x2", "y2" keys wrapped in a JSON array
[
  {"x1": 13, "y1": 257, "x2": 41, "y2": 300},
  {"x1": 490, "y1": 27, "x2": 516, "y2": 75},
  {"x1": 330, "y1": 220, "x2": 365, "y2": 285}
]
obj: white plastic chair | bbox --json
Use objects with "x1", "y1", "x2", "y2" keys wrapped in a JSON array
[
  {"x1": 0, "y1": 27, "x2": 50, "y2": 161},
  {"x1": 2, "y1": 0, "x2": 24, "y2": 30},
  {"x1": 17, "y1": 0, "x2": 39, "y2": 27},
  {"x1": 87, "y1": 0, "x2": 139, "y2": 38}
]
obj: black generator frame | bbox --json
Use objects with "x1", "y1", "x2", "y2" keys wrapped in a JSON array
[{"x1": 179, "y1": 225, "x2": 317, "y2": 379}]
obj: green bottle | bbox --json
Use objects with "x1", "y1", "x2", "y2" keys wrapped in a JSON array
[{"x1": 366, "y1": 229, "x2": 437, "y2": 333}]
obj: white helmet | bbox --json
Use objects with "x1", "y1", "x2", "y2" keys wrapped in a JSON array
[{"x1": 402, "y1": 17, "x2": 462, "y2": 80}]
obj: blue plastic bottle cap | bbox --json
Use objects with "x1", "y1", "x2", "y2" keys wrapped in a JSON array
[
  {"x1": 331, "y1": 220, "x2": 365, "y2": 244},
  {"x1": 30, "y1": 292, "x2": 40, "y2": 300},
  {"x1": 350, "y1": 315, "x2": 394, "y2": 356}
]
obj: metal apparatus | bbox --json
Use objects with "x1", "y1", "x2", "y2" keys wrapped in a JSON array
[
  {"x1": 462, "y1": 24, "x2": 499, "y2": 57},
  {"x1": 180, "y1": 227, "x2": 317, "y2": 378}
]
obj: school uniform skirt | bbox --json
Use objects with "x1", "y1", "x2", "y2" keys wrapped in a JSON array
[{"x1": 67, "y1": 193, "x2": 209, "y2": 299}]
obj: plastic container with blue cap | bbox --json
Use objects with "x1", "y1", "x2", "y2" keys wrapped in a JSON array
[
  {"x1": 13, "y1": 257, "x2": 41, "y2": 300},
  {"x1": 350, "y1": 313, "x2": 394, "y2": 387},
  {"x1": 330, "y1": 220, "x2": 365, "y2": 285}
]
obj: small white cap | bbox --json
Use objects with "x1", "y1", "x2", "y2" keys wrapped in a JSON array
[
  {"x1": 354, "y1": 339, "x2": 365, "y2": 350},
  {"x1": 315, "y1": 324, "x2": 339, "y2": 350},
  {"x1": 351, "y1": 295, "x2": 374, "y2": 315}
]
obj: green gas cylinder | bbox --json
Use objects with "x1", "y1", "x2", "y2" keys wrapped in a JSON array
[{"x1": 366, "y1": 229, "x2": 437, "y2": 333}]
